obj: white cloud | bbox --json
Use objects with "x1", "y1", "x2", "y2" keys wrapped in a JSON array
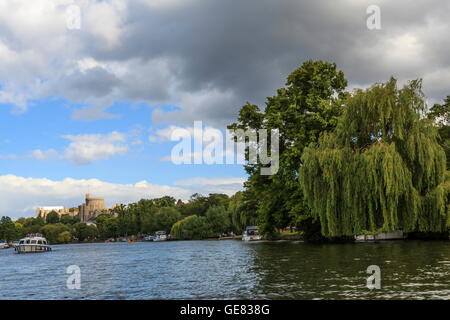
[
  {"x1": 30, "y1": 149, "x2": 59, "y2": 160},
  {"x1": 151, "y1": 124, "x2": 246, "y2": 164},
  {"x1": 0, "y1": 174, "x2": 244, "y2": 219},
  {"x1": 30, "y1": 131, "x2": 130, "y2": 165},
  {"x1": 62, "y1": 131, "x2": 128, "y2": 165}
]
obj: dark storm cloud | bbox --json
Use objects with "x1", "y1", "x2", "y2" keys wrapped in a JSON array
[
  {"x1": 84, "y1": 0, "x2": 450, "y2": 125},
  {"x1": 2, "y1": 0, "x2": 450, "y2": 123}
]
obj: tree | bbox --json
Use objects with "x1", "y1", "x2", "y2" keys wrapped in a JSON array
[
  {"x1": 72, "y1": 223, "x2": 97, "y2": 242},
  {"x1": 155, "y1": 207, "x2": 182, "y2": 234},
  {"x1": 153, "y1": 196, "x2": 177, "y2": 208},
  {"x1": 206, "y1": 194, "x2": 229, "y2": 208},
  {"x1": 301, "y1": 78, "x2": 450, "y2": 237},
  {"x1": 0, "y1": 216, "x2": 20, "y2": 241},
  {"x1": 60, "y1": 214, "x2": 79, "y2": 225},
  {"x1": 170, "y1": 215, "x2": 211, "y2": 240},
  {"x1": 116, "y1": 204, "x2": 136, "y2": 236},
  {"x1": 178, "y1": 193, "x2": 209, "y2": 217},
  {"x1": 57, "y1": 231, "x2": 72, "y2": 244},
  {"x1": 96, "y1": 215, "x2": 120, "y2": 239},
  {"x1": 428, "y1": 96, "x2": 450, "y2": 168},
  {"x1": 46, "y1": 211, "x2": 60, "y2": 224},
  {"x1": 205, "y1": 205, "x2": 229, "y2": 235},
  {"x1": 41, "y1": 223, "x2": 69, "y2": 244},
  {"x1": 228, "y1": 60, "x2": 348, "y2": 237},
  {"x1": 228, "y1": 191, "x2": 247, "y2": 233}
]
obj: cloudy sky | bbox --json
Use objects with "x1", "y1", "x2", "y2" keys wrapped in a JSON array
[{"x1": 1, "y1": 0, "x2": 449, "y2": 218}]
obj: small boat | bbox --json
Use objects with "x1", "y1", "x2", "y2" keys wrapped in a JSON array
[
  {"x1": 153, "y1": 231, "x2": 167, "y2": 242},
  {"x1": 10, "y1": 241, "x2": 19, "y2": 248},
  {"x1": 127, "y1": 239, "x2": 135, "y2": 244},
  {"x1": 0, "y1": 240, "x2": 9, "y2": 249},
  {"x1": 16, "y1": 234, "x2": 51, "y2": 254},
  {"x1": 143, "y1": 235, "x2": 155, "y2": 241},
  {"x1": 242, "y1": 226, "x2": 262, "y2": 241},
  {"x1": 355, "y1": 230, "x2": 407, "y2": 242}
]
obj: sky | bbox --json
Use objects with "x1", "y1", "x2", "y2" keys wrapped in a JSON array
[{"x1": 1, "y1": 0, "x2": 450, "y2": 218}]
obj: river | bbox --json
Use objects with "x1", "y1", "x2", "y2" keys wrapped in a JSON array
[{"x1": 1, "y1": 240, "x2": 449, "y2": 299}]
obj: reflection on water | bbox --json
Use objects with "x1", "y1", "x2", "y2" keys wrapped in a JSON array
[{"x1": 1, "y1": 240, "x2": 449, "y2": 299}]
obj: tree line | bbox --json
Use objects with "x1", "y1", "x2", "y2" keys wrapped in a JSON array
[
  {"x1": 0, "y1": 192, "x2": 256, "y2": 243},
  {"x1": 228, "y1": 60, "x2": 450, "y2": 240}
]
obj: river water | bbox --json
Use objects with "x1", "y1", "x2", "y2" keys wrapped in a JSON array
[{"x1": 1, "y1": 240, "x2": 450, "y2": 299}]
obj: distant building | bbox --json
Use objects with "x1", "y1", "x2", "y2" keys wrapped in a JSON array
[
  {"x1": 36, "y1": 194, "x2": 117, "y2": 223},
  {"x1": 78, "y1": 194, "x2": 116, "y2": 223},
  {"x1": 36, "y1": 206, "x2": 77, "y2": 219}
]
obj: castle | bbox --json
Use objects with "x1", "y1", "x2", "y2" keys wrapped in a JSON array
[
  {"x1": 36, "y1": 206, "x2": 77, "y2": 219},
  {"x1": 78, "y1": 193, "x2": 116, "y2": 222},
  {"x1": 36, "y1": 194, "x2": 117, "y2": 223}
]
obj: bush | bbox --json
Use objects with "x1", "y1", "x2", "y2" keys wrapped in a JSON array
[
  {"x1": 205, "y1": 205, "x2": 229, "y2": 236},
  {"x1": 171, "y1": 215, "x2": 211, "y2": 240},
  {"x1": 41, "y1": 223, "x2": 69, "y2": 244},
  {"x1": 57, "y1": 231, "x2": 72, "y2": 244},
  {"x1": 155, "y1": 207, "x2": 182, "y2": 234}
]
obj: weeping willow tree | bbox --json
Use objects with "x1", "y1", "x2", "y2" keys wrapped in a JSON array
[{"x1": 301, "y1": 78, "x2": 450, "y2": 237}]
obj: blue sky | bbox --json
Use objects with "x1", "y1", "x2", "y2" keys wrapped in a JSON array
[
  {"x1": 0, "y1": 98, "x2": 245, "y2": 185},
  {"x1": 0, "y1": 96, "x2": 246, "y2": 218}
]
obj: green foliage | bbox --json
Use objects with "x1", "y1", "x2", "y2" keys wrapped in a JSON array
[
  {"x1": 57, "y1": 231, "x2": 72, "y2": 244},
  {"x1": 153, "y1": 196, "x2": 177, "y2": 208},
  {"x1": 72, "y1": 223, "x2": 97, "y2": 242},
  {"x1": 41, "y1": 223, "x2": 69, "y2": 244},
  {"x1": 45, "y1": 211, "x2": 60, "y2": 224},
  {"x1": 155, "y1": 207, "x2": 182, "y2": 234},
  {"x1": 178, "y1": 193, "x2": 230, "y2": 217},
  {"x1": 228, "y1": 60, "x2": 348, "y2": 236},
  {"x1": 301, "y1": 78, "x2": 450, "y2": 237},
  {"x1": 428, "y1": 96, "x2": 450, "y2": 168},
  {"x1": 60, "y1": 214, "x2": 79, "y2": 225},
  {"x1": 171, "y1": 215, "x2": 211, "y2": 240},
  {"x1": 227, "y1": 191, "x2": 254, "y2": 233},
  {"x1": 205, "y1": 205, "x2": 229, "y2": 235},
  {"x1": 95, "y1": 215, "x2": 119, "y2": 239},
  {"x1": 0, "y1": 216, "x2": 21, "y2": 241}
]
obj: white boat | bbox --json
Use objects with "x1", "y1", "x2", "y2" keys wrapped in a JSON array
[
  {"x1": 355, "y1": 231, "x2": 407, "y2": 242},
  {"x1": 153, "y1": 231, "x2": 167, "y2": 242},
  {"x1": 242, "y1": 226, "x2": 262, "y2": 241},
  {"x1": 143, "y1": 235, "x2": 155, "y2": 241},
  {"x1": 16, "y1": 234, "x2": 51, "y2": 254},
  {"x1": 0, "y1": 240, "x2": 9, "y2": 249}
]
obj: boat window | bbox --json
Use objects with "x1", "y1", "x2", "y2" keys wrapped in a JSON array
[
  {"x1": 19, "y1": 240, "x2": 24, "y2": 245},
  {"x1": 43, "y1": 241, "x2": 47, "y2": 245},
  {"x1": 26, "y1": 240, "x2": 30, "y2": 244},
  {"x1": 31, "y1": 240, "x2": 37, "y2": 244},
  {"x1": 38, "y1": 240, "x2": 43, "y2": 244}
]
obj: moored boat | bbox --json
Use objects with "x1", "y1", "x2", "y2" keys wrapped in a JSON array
[
  {"x1": 355, "y1": 230, "x2": 407, "y2": 242},
  {"x1": 242, "y1": 226, "x2": 262, "y2": 241},
  {"x1": 0, "y1": 240, "x2": 9, "y2": 249},
  {"x1": 153, "y1": 231, "x2": 167, "y2": 242},
  {"x1": 16, "y1": 234, "x2": 51, "y2": 254},
  {"x1": 144, "y1": 235, "x2": 155, "y2": 241}
]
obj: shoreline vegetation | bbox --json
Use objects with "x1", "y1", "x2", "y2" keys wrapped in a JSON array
[{"x1": 1, "y1": 60, "x2": 449, "y2": 245}]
